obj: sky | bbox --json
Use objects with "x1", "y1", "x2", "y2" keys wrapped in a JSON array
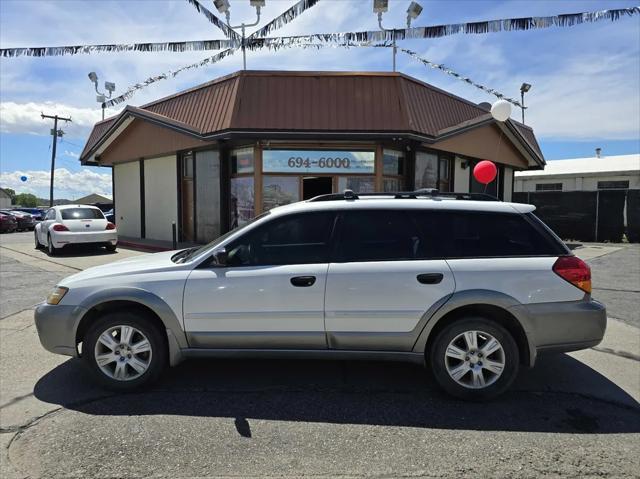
[{"x1": 0, "y1": 0, "x2": 639, "y2": 200}]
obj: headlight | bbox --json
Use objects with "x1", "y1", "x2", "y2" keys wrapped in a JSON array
[{"x1": 46, "y1": 286, "x2": 68, "y2": 305}]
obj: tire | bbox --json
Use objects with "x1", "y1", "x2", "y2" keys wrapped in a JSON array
[
  {"x1": 82, "y1": 311, "x2": 167, "y2": 391},
  {"x1": 47, "y1": 234, "x2": 58, "y2": 256},
  {"x1": 105, "y1": 243, "x2": 117, "y2": 252},
  {"x1": 430, "y1": 317, "x2": 519, "y2": 401},
  {"x1": 34, "y1": 230, "x2": 42, "y2": 249}
]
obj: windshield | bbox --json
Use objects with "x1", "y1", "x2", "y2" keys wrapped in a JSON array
[
  {"x1": 172, "y1": 211, "x2": 271, "y2": 263},
  {"x1": 61, "y1": 208, "x2": 104, "y2": 220}
]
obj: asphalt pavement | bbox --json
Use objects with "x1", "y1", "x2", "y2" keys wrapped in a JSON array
[{"x1": 1, "y1": 231, "x2": 639, "y2": 478}]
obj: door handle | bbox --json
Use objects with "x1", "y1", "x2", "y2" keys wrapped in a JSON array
[
  {"x1": 417, "y1": 273, "x2": 444, "y2": 285},
  {"x1": 290, "y1": 276, "x2": 316, "y2": 287}
]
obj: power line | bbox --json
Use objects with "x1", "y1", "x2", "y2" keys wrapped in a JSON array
[{"x1": 41, "y1": 113, "x2": 72, "y2": 207}]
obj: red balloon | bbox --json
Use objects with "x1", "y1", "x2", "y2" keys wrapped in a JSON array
[{"x1": 473, "y1": 160, "x2": 497, "y2": 185}]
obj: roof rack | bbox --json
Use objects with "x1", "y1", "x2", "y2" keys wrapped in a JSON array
[{"x1": 308, "y1": 189, "x2": 500, "y2": 202}]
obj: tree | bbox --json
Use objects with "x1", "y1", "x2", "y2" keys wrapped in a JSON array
[
  {"x1": 4, "y1": 188, "x2": 16, "y2": 204},
  {"x1": 13, "y1": 193, "x2": 38, "y2": 207}
]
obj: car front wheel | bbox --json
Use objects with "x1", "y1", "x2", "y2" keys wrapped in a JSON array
[
  {"x1": 430, "y1": 317, "x2": 519, "y2": 401},
  {"x1": 82, "y1": 312, "x2": 167, "y2": 390},
  {"x1": 34, "y1": 230, "x2": 41, "y2": 249}
]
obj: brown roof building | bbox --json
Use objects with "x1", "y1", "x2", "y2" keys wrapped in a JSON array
[{"x1": 81, "y1": 70, "x2": 545, "y2": 244}]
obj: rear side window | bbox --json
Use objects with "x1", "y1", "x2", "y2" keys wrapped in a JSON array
[
  {"x1": 60, "y1": 208, "x2": 104, "y2": 220},
  {"x1": 337, "y1": 210, "x2": 422, "y2": 262},
  {"x1": 411, "y1": 210, "x2": 566, "y2": 258},
  {"x1": 227, "y1": 211, "x2": 336, "y2": 266}
]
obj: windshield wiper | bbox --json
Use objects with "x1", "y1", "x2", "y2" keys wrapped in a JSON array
[{"x1": 175, "y1": 246, "x2": 200, "y2": 263}]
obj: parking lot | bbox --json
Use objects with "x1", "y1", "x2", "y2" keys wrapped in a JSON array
[{"x1": 1, "y1": 230, "x2": 639, "y2": 478}]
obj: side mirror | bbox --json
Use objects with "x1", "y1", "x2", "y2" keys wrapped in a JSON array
[{"x1": 213, "y1": 248, "x2": 228, "y2": 266}]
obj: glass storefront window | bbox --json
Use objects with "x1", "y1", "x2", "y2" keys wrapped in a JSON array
[
  {"x1": 415, "y1": 151, "x2": 438, "y2": 189},
  {"x1": 438, "y1": 156, "x2": 452, "y2": 192},
  {"x1": 263, "y1": 150, "x2": 375, "y2": 174},
  {"x1": 230, "y1": 176, "x2": 254, "y2": 228},
  {"x1": 383, "y1": 149, "x2": 405, "y2": 176},
  {"x1": 383, "y1": 177, "x2": 402, "y2": 192},
  {"x1": 263, "y1": 176, "x2": 300, "y2": 211},
  {"x1": 338, "y1": 176, "x2": 375, "y2": 193},
  {"x1": 231, "y1": 147, "x2": 254, "y2": 174}
]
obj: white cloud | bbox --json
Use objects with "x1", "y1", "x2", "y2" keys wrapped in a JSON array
[
  {"x1": 0, "y1": 167, "x2": 112, "y2": 200},
  {"x1": 0, "y1": 101, "x2": 106, "y2": 138},
  {"x1": 64, "y1": 150, "x2": 80, "y2": 159}
]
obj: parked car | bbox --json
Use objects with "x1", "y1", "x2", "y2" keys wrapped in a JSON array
[
  {"x1": 0, "y1": 212, "x2": 18, "y2": 233},
  {"x1": 34, "y1": 205, "x2": 117, "y2": 256},
  {"x1": 34, "y1": 190, "x2": 606, "y2": 400},
  {"x1": 13, "y1": 207, "x2": 46, "y2": 221},
  {"x1": 0, "y1": 209, "x2": 35, "y2": 231}
]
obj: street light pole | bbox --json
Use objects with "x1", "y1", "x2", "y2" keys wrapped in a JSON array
[
  {"x1": 520, "y1": 82, "x2": 532, "y2": 124},
  {"x1": 374, "y1": 1, "x2": 423, "y2": 72},
  {"x1": 216, "y1": 0, "x2": 263, "y2": 70},
  {"x1": 88, "y1": 72, "x2": 115, "y2": 121}
]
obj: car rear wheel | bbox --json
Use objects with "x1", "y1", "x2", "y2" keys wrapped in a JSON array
[
  {"x1": 47, "y1": 234, "x2": 58, "y2": 256},
  {"x1": 82, "y1": 312, "x2": 167, "y2": 391},
  {"x1": 105, "y1": 243, "x2": 117, "y2": 252},
  {"x1": 430, "y1": 317, "x2": 519, "y2": 401}
]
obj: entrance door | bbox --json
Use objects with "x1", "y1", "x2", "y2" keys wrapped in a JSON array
[{"x1": 303, "y1": 176, "x2": 333, "y2": 200}]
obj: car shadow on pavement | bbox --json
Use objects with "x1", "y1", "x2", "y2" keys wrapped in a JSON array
[
  {"x1": 34, "y1": 352, "x2": 639, "y2": 434},
  {"x1": 38, "y1": 244, "x2": 117, "y2": 257}
]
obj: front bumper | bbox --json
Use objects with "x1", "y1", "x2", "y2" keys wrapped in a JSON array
[
  {"x1": 34, "y1": 303, "x2": 87, "y2": 357},
  {"x1": 51, "y1": 230, "x2": 117, "y2": 248},
  {"x1": 525, "y1": 298, "x2": 607, "y2": 354}
]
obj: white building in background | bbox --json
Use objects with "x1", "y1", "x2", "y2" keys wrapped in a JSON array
[
  {"x1": 514, "y1": 151, "x2": 640, "y2": 192},
  {"x1": 0, "y1": 188, "x2": 12, "y2": 209}
]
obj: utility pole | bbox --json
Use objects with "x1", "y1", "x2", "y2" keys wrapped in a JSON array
[{"x1": 41, "y1": 113, "x2": 72, "y2": 207}]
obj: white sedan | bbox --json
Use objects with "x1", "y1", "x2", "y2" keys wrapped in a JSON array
[{"x1": 35, "y1": 205, "x2": 117, "y2": 256}]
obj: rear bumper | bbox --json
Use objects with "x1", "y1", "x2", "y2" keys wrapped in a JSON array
[
  {"x1": 524, "y1": 298, "x2": 607, "y2": 355},
  {"x1": 34, "y1": 303, "x2": 86, "y2": 357},
  {"x1": 51, "y1": 230, "x2": 117, "y2": 247}
]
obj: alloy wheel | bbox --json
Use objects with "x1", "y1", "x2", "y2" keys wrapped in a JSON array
[
  {"x1": 93, "y1": 325, "x2": 153, "y2": 381},
  {"x1": 444, "y1": 330, "x2": 505, "y2": 389}
]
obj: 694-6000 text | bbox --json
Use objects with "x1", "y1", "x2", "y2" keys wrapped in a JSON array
[{"x1": 287, "y1": 157, "x2": 351, "y2": 169}]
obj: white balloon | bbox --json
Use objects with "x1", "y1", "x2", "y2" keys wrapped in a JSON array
[{"x1": 490, "y1": 100, "x2": 512, "y2": 122}]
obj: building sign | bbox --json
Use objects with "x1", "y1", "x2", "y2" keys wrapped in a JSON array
[{"x1": 263, "y1": 150, "x2": 375, "y2": 174}]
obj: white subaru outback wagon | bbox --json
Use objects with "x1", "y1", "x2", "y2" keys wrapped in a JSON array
[{"x1": 35, "y1": 191, "x2": 606, "y2": 400}]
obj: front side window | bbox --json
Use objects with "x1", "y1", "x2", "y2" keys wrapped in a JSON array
[
  {"x1": 337, "y1": 210, "x2": 422, "y2": 262},
  {"x1": 226, "y1": 212, "x2": 336, "y2": 266},
  {"x1": 60, "y1": 208, "x2": 104, "y2": 220}
]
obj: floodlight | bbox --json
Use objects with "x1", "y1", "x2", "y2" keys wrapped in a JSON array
[
  {"x1": 104, "y1": 81, "x2": 116, "y2": 93},
  {"x1": 250, "y1": 0, "x2": 265, "y2": 7},
  {"x1": 96, "y1": 94, "x2": 106, "y2": 103},
  {"x1": 373, "y1": 0, "x2": 389, "y2": 13},
  {"x1": 520, "y1": 82, "x2": 532, "y2": 93},
  {"x1": 88, "y1": 71, "x2": 98, "y2": 83},
  {"x1": 214, "y1": 0, "x2": 230, "y2": 13},
  {"x1": 406, "y1": 1, "x2": 423, "y2": 26}
]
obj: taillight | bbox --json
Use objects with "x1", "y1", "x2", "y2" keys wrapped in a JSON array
[
  {"x1": 553, "y1": 256, "x2": 591, "y2": 294},
  {"x1": 106, "y1": 222, "x2": 116, "y2": 230},
  {"x1": 52, "y1": 224, "x2": 69, "y2": 232}
]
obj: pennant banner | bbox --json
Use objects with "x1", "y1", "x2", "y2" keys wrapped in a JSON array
[
  {"x1": 185, "y1": 0, "x2": 241, "y2": 42},
  {"x1": 103, "y1": 48, "x2": 237, "y2": 108},
  {"x1": 0, "y1": 39, "x2": 234, "y2": 58},
  {"x1": 399, "y1": 49, "x2": 523, "y2": 108},
  {"x1": 249, "y1": 0, "x2": 320, "y2": 40},
  {"x1": 248, "y1": 5, "x2": 640, "y2": 49}
]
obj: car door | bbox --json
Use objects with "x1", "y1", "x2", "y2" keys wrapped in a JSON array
[
  {"x1": 39, "y1": 209, "x2": 56, "y2": 242},
  {"x1": 324, "y1": 209, "x2": 455, "y2": 351},
  {"x1": 182, "y1": 210, "x2": 337, "y2": 349}
]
